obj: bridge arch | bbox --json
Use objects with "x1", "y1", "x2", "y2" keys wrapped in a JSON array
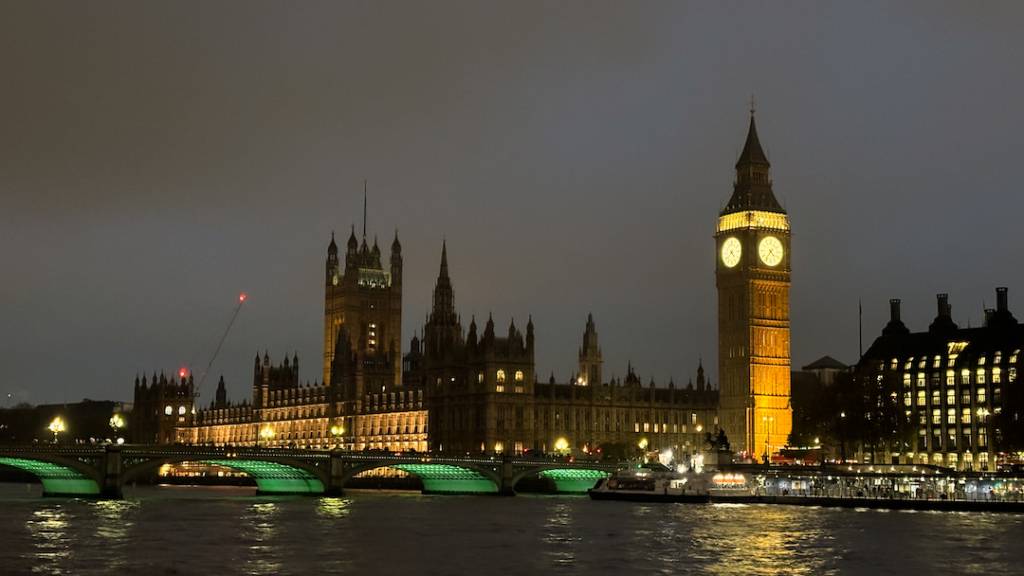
[
  {"x1": 0, "y1": 455, "x2": 105, "y2": 496},
  {"x1": 511, "y1": 465, "x2": 611, "y2": 493},
  {"x1": 339, "y1": 460, "x2": 502, "y2": 494},
  {"x1": 120, "y1": 456, "x2": 328, "y2": 495}
]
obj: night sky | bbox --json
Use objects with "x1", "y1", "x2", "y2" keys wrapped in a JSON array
[{"x1": 3, "y1": 2, "x2": 1024, "y2": 407}]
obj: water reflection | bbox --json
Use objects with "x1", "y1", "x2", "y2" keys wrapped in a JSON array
[
  {"x1": 316, "y1": 497, "x2": 351, "y2": 520},
  {"x1": 543, "y1": 501, "x2": 581, "y2": 567},
  {"x1": 88, "y1": 499, "x2": 138, "y2": 573},
  {"x1": 244, "y1": 502, "x2": 281, "y2": 575},
  {"x1": 27, "y1": 506, "x2": 72, "y2": 574}
]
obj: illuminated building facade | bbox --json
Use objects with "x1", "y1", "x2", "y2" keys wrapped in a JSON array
[
  {"x1": 323, "y1": 227, "x2": 402, "y2": 388},
  {"x1": 131, "y1": 372, "x2": 194, "y2": 444},
  {"x1": 171, "y1": 227, "x2": 427, "y2": 452},
  {"x1": 416, "y1": 244, "x2": 719, "y2": 457},
  {"x1": 858, "y1": 289, "x2": 1023, "y2": 471},
  {"x1": 716, "y1": 113, "x2": 793, "y2": 457}
]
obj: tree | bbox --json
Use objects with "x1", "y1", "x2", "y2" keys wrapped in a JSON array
[{"x1": 995, "y1": 375, "x2": 1024, "y2": 457}]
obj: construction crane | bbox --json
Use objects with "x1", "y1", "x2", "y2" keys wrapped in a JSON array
[{"x1": 188, "y1": 294, "x2": 247, "y2": 402}]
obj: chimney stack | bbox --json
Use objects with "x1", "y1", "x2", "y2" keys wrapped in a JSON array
[{"x1": 997, "y1": 287, "x2": 1008, "y2": 313}]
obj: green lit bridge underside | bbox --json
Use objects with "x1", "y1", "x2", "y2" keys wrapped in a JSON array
[
  {"x1": 204, "y1": 459, "x2": 325, "y2": 494},
  {"x1": 538, "y1": 469, "x2": 609, "y2": 493},
  {"x1": 0, "y1": 457, "x2": 100, "y2": 496},
  {"x1": 0, "y1": 446, "x2": 617, "y2": 498}
]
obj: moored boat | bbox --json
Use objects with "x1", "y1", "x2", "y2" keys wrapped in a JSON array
[{"x1": 588, "y1": 468, "x2": 755, "y2": 503}]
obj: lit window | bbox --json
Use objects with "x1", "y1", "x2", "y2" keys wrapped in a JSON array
[
  {"x1": 979, "y1": 355, "x2": 986, "y2": 365},
  {"x1": 947, "y1": 371, "x2": 956, "y2": 386},
  {"x1": 905, "y1": 358, "x2": 914, "y2": 370},
  {"x1": 977, "y1": 369, "x2": 986, "y2": 385},
  {"x1": 932, "y1": 390, "x2": 940, "y2": 405},
  {"x1": 478, "y1": 372, "x2": 484, "y2": 384},
  {"x1": 918, "y1": 358, "x2": 927, "y2": 369},
  {"x1": 497, "y1": 370, "x2": 506, "y2": 383},
  {"x1": 916, "y1": 373, "x2": 925, "y2": 387},
  {"x1": 932, "y1": 409, "x2": 941, "y2": 425},
  {"x1": 962, "y1": 369, "x2": 971, "y2": 385},
  {"x1": 178, "y1": 406, "x2": 186, "y2": 416},
  {"x1": 993, "y1": 368, "x2": 1001, "y2": 384},
  {"x1": 933, "y1": 357, "x2": 942, "y2": 368},
  {"x1": 947, "y1": 389, "x2": 955, "y2": 405},
  {"x1": 903, "y1": 374, "x2": 911, "y2": 387},
  {"x1": 947, "y1": 409, "x2": 956, "y2": 425},
  {"x1": 891, "y1": 358, "x2": 899, "y2": 370},
  {"x1": 515, "y1": 370, "x2": 524, "y2": 381},
  {"x1": 1010, "y1": 368, "x2": 1017, "y2": 382},
  {"x1": 961, "y1": 409, "x2": 971, "y2": 425},
  {"x1": 916, "y1": 391, "x2": 926, "y2": 406},
  {"x1": 978, "y1": 388, "x2": 987, "y2": 403}
]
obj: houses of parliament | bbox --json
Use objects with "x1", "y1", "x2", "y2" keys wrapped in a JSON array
[{"x1": 133, "y1": 114, "x2": 793, "y2": 459}]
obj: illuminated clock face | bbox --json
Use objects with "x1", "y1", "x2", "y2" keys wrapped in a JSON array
[
  {"x1": 332, "y1": 274, "x2": 339, "y2": 286},
  {"x1": 721, "y1": 237, "x2": 741, "y2": 268},
  {"x1": 758, "y1": 236, "x2": 784, "y2": 266}
]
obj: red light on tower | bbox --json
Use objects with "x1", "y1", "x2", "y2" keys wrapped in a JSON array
[
  {"x1": 179, "y1": 369, "x2": 187, "y2": 378},
  {"x1": 239, "y1": 294, "x2": 246, "y2": 302}
]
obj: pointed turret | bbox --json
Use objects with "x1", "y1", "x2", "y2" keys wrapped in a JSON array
[
  {"x1": 347, "y1": 225, "x2": 358, "y2": 250},
  {"x1": 430, "y1": 242, "x2": 456, "y2": 325},
  {"x1": 722, "y1": 113, "x2": 784, "y2": 215},
  {"x1": 467, "y1": 316, "x2": 478, "y2": 347}
]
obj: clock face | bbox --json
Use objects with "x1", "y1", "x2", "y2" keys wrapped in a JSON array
[
  {"x1": 721, "y1": 237, "x2": 741, "y2": 268},
  {"x1": 332, "y1": 274, "x2": 339, "y2": 286},
  {"x1": 758, "y1": 236, "x2": 784, "y2": 266}
]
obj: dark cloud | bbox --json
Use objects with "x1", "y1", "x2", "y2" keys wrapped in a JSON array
[{"x1": 2, "y1": 2, "x2": 1024, "y2": 404}]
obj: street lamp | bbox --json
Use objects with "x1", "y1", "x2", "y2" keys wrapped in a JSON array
[
  {"x1": 48, "y1": 417, "x2": 65, "y2": 443},
  {"x1": 259, "y1": 427, "x2": 275, "y2": 448},
  {"x1": 554, "y1": 437, "x2": 569, "y2": 455},
  {"x1": 109, "y1": 414, "x2": 125, "y2": 444},
  {"x1": 330, "y1": 425, "x2": 344, "y2": 450}
]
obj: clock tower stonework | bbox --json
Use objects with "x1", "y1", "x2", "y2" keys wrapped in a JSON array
[{"x1": 715, "y1": 114, "x2": 792, "y2": 457}]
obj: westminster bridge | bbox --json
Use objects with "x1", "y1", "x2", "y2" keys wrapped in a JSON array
[{"x1": 0, "y1": 444, "x2": 621, "y2": 499}]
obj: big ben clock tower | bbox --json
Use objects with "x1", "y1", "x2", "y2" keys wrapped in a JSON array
[{"x1": 716, "y1": 112, "x2": 792, "y2": 458}]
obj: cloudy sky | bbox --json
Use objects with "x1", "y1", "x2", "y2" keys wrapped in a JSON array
[{"x1": 3, "y1": 2, "x2": 1024, "y2": 406}]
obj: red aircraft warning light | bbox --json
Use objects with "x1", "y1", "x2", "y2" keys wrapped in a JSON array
[
  {"x1": 180, "y1": 369, "x2": 187, "y2": 378},
  {"x1": 239, "y1": 294, "x2": 247, "y2": 302}
]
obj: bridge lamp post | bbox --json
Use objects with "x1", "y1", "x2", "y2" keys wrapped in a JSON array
[
  {"x1": 330, "y1": 425, "x2": 344, "y2": 450},
  {"x1": 109, "y1": 414, "x2": 125, "y2": 444},
  {"x1": 48, "y1": 417, "x2": 65, "y2": 444},
  {"x1": 554, "y1": 437, "x2": 569, "y2": 456},
  {"x1": 260, "y1": 427, "x2": 275, "y2": 448}
]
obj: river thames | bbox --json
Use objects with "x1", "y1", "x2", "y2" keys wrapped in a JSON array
[{"x1": 1, "y1": 483, "x2": 1022, "y2": 576}]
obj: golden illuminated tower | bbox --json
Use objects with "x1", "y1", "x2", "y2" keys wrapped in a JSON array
[{"x1": 715, "y1": 113, "x2": 792, "y2": 457}]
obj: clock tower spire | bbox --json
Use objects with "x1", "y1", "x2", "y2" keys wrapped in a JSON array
[{"x1": 715, "y1": 112, "x2": 792, "y2": 458}]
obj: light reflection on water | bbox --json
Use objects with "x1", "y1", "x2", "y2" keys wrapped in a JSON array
[
  {"x1": 2, "y1": 484, "x2": 1024, "y2": 576},
  {"x1": 543, "y1": 501, "x2": 581, "y2": 567},
  {"x1": 245, "y1": 502, "x2": 281, "y2": 575},
  {"x1": 27, "y1": 506, "x2": 72, "y2": 574}
]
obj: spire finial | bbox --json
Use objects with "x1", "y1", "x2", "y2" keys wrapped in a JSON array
[
  {"x1": 363, "y1": 180, "x2": 367, "y2": 239},
  {"x1": 750, "y1": 93, "x2": 755, "y2": 116}
]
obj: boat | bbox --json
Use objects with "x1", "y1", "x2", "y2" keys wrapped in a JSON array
[{"x1": 588, "y1": 467, "x2": 756, "y2": 503}]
